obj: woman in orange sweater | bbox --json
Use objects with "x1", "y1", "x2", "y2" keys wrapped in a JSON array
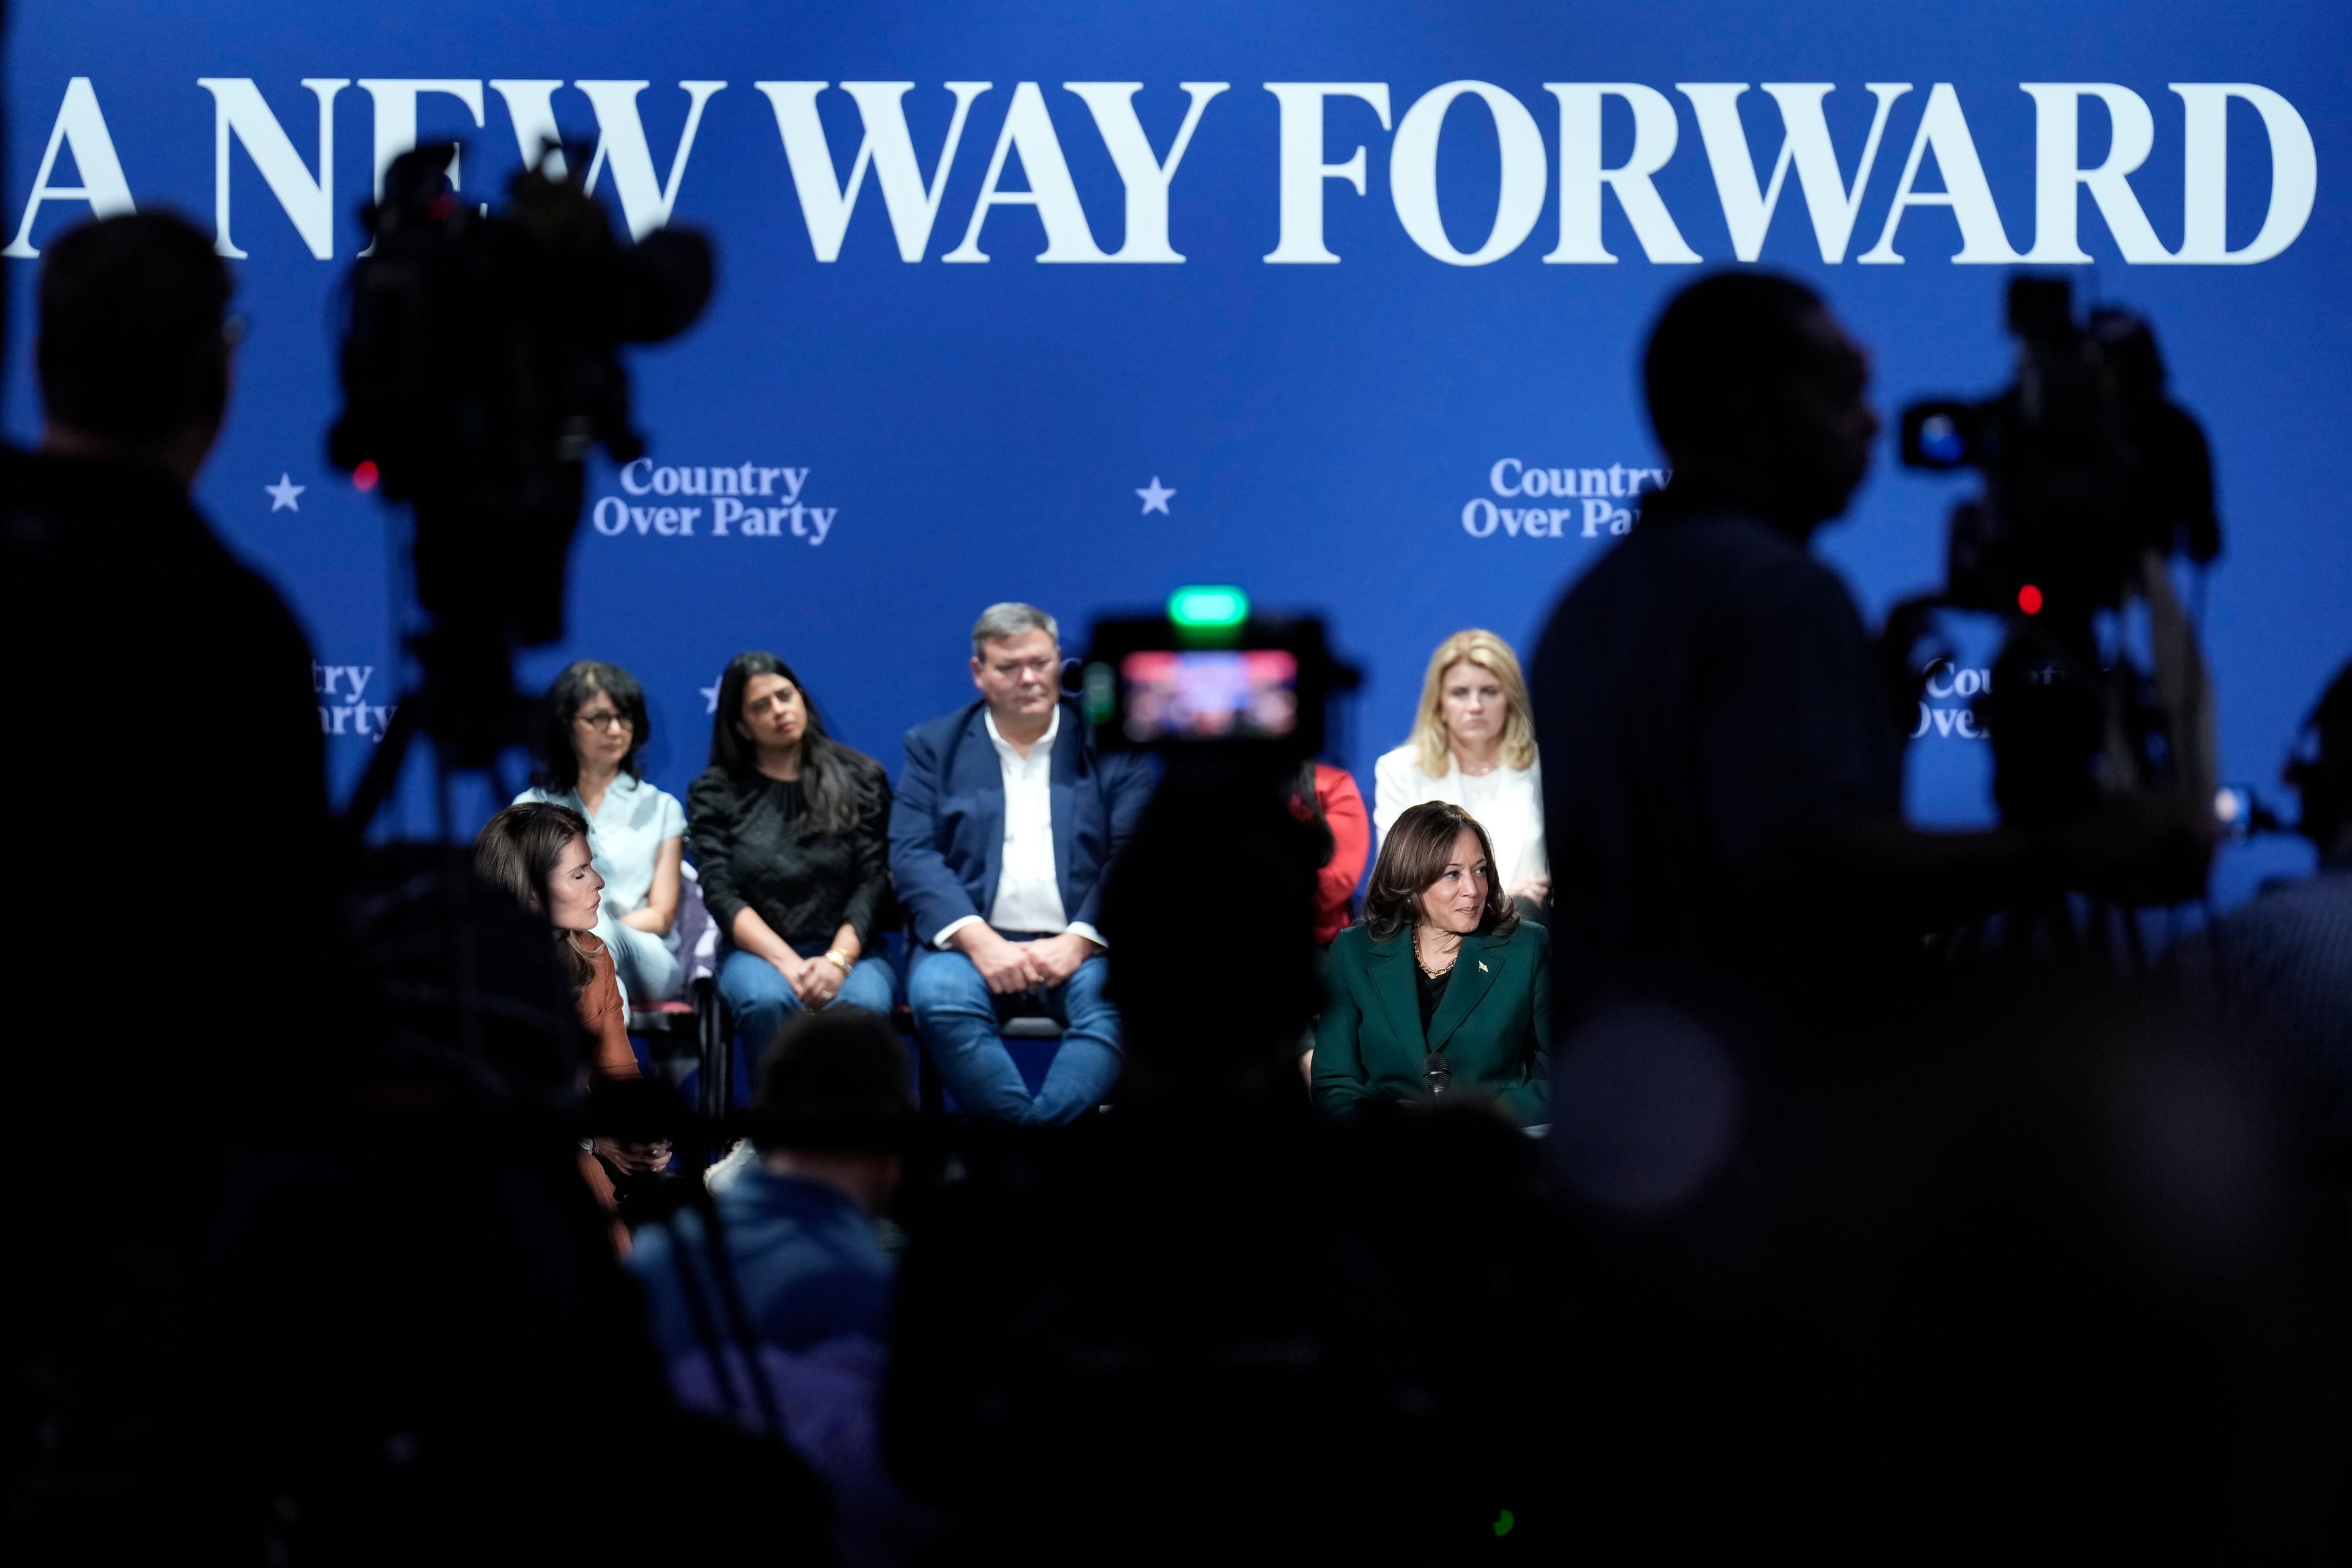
[{"x1": 475, "y1": 802, "x2": 670, "y2": 1215}]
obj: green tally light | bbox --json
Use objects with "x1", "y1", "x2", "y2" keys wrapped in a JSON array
[{"x1": 1168, "y1": 585, "x2": 1250, "y2": 628}]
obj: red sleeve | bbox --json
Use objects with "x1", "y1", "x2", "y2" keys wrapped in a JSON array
[{"x1": 1315, "y1": 765, "x2": 1371, "y2": 920}]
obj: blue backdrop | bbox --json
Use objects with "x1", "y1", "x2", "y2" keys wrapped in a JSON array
[{"x1": 9, "y1": 1, "x2": 2348, "y2": 909}]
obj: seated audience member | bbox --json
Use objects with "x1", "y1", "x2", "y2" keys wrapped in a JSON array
[
  {"x1": 515, "y1": 659, "x2": 687, "y2": 1006},
  {"x1": 1292, "y1": 759, "x2": 1371, "y2": 945},
  {"x1": 630, "y1": 1008, "x2": 922, "y2": 1564},
  {"x1": 1291, "y1": 759, "x2": 1368, "y2": 1080},
  {"x1": 2167, "y1": 658, "x2": 2352, "y2": 1142},
  {"x1": 891, "y1": 603, "x2": 1155, "y2": 1123},
  {"x1": 690, "y1": 652, "x2": 897, "y2": 1063},
  {"x1": 475, "y1": 801, "x2": 672, "y2": 1193},
  {"x1": 1314, "y1": 801, "x2": 1552, "y2": 1123},
  {"x1": 884, "y1": 786, "x2": 1553, "y2": 1564},
  {"x1": 1374, "y1": 629, "x2": 1550, "y2": 916}
]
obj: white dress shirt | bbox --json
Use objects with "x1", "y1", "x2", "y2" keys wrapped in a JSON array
[
  {"x1": 1371, "y1": 743, "x2": 1547, "y2": 892},
  {"x1": 933, "y1": 707, "x2": 1107, "y2": 949}
]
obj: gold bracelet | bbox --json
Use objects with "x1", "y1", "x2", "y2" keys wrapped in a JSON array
[{"x1": 823, "y1": 949, "x2": 853, "y2": 973}]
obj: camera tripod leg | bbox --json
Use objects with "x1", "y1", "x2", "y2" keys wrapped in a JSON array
[{"x1": 336, "y1": 696, "x2": 426, "y2": 846}]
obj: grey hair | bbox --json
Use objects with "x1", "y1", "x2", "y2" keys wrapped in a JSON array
[{"x1": 970, "y1": 602, "x2": 1060, "y2": 660}]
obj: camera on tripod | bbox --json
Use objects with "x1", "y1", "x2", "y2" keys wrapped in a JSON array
[
  {"x1": 327, "y1": 141, "x2": 712, "y2": 783},
  {"x1": 1897, "y1": 277, "x2": 2222, "y2": 848},
  {"x1": 1900, "y1": 276, "x2": 2219, "y2": 621}
]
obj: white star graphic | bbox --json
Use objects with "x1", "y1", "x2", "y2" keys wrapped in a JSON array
[
  {"x1": 700, "y1": 681, "x2": 722, "y2": 715},
  {"x1": 265, "y1": 473, "x2": 306, "y2": 512},
  {"x1": 1136, "y1": 476, "x2": 1175, "y2": 515}
]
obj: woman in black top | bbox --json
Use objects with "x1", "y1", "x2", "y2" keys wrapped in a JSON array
[{"x1": 690, "y1": 652, "x2": 897, "y2": 1060}]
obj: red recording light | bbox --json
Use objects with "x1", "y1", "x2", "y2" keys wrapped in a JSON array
[
  {"x1": 2017, "y1": 583, "x2": 2044, "y2": 616},
  {"x1": 353, "y1": 460, "x2": 380, "y2": 492}
]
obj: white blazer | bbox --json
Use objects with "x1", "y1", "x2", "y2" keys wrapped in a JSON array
[{"x1": 1371, "y1": 744, "x2": 1547, "y2": 892}]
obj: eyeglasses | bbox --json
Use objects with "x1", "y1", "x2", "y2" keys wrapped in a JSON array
[{"x1": 575, "y1": 710, "x2": 634, "y2": 731}]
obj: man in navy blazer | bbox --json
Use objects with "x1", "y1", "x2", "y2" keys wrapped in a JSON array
[{"x1": 892, "y1": 603, "x2": 1156, "y2": 1122}]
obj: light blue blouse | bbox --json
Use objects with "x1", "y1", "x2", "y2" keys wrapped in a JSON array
[{"x1": 515, "y1": 772, "x2": 687, "y2": 924}]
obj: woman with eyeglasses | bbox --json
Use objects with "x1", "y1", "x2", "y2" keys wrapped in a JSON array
[
  {"x1": 689, "y1": 652, "x2": 897, "y2": 1063},
  {"x1": 1311, "y1": 801, "x2": 1551, "y2": 1125},
  {"x1": 514, "y1": 659, "x2": 688, "y2": 1005}
]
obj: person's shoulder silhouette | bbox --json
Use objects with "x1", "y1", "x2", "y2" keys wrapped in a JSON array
[{"x1": 4, "y1": 213, "x2": 330, "y2": 1097}]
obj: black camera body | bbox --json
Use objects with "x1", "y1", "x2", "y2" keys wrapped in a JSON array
[
  {"x1": 1900, "y1": 277, "x2": 2218, "y2": 623},
  {"x1": 328, "y1": 143, "x2": 710, "y2": 768},
  {"x1": 1080, "y1": 605, "x2": 1359, "y2": 769},
  {"x1": 1898, "y1": 278, "x2": 2222, "y2": 836}
]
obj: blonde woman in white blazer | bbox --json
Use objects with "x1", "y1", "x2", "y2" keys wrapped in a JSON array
[{"x1": 1372, "y1": 629, "x2": 1549, "y2": 911}]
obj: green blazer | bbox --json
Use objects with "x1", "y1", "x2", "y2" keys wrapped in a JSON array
[{"x1": 1312, "y1": 919, "x2": 1552, "y2": 1125}]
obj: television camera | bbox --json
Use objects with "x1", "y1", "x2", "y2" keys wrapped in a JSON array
[
  {"x1": 1080, "y1": 587, "x2": 1361, "y2": 774},
  {"x1": 1896, "y1": 277, "x2": 2222, "y2": 864},
  {"x1": 329, "y1": 140, "x2": 712, "y2": 826}
]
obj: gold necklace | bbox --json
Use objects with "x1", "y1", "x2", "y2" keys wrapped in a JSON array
[{"x1": 1414, "y1": 928, "x2": 1460, "y2": 978}]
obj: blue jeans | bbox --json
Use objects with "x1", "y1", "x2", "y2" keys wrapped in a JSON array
[
  {"x1": 718, "y1": 947, "x2": 898, "y2": 1079},
  {"x1": 907, "y1": 940, "x2": 1121, "y2": 1124}
]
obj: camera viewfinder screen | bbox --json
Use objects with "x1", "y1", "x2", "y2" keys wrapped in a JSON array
[{"x1": 1120, "y1": 650, "x2": 1300, "y2": 742}]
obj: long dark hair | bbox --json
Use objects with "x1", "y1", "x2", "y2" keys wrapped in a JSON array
[
  {"x1": 707, "y1": 651, "x2": 881, "y2": 838},
  {"x1": 533, "y1": 659, "x2": 650, "y2": 793},
  {"x1": 1362, "y1": 801, "x2": 1519, "y2": 942},
  {"x1": 474, "y1": 801, "x2": 598, "y2": 998}
]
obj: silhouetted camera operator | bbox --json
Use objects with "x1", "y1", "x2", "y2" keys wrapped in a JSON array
[
  {"x1": 1, "y1": 211, "x2": 344, "y2": 1561},
  {"x1": 3, "y1": 214, "x2": 337, "y2": 1093},
  {"x1": 1532, "y1": 272, "x2": 2207, "y2": 1047}
]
